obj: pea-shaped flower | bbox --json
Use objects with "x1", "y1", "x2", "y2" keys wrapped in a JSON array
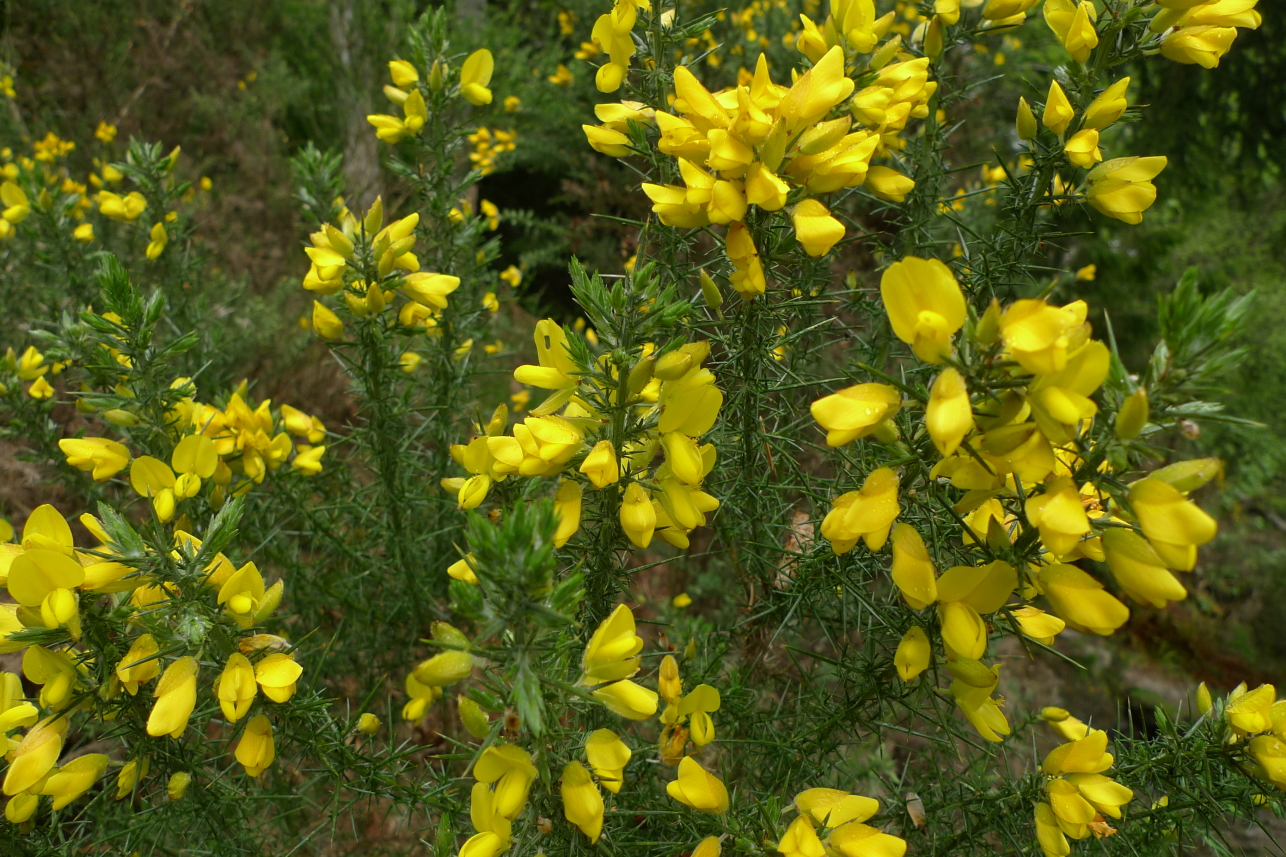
[
  {"x1": 235, "y1": 714, "x2": 276, "y2": 777},
  {"x1": 147, "y1": 656, "x2": 199, "y2": 738},
  {"x1": 879, "y1": 257, "x2": 966, "y2": 364},
  {"x1": 666, "y1": 756, "x2": 728, "y2": 813}
]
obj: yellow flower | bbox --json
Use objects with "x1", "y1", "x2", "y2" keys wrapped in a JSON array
[
  {"x1": 620, "y1": 482, "x2": 657, "y2": 548},
  {"x1": 1063, "y1": 129, "x2": 1101, "y2": 169},
  {"x1": 1016, "y1": 96, "x2": 1038, "y2": 140},
  {"x1": 1226, "y1": 683, "x2": 1276, "y2": 736},
  {"x1": 73, "y1": 222, "x2": 94, "y2": 243},
  {"x1": 1161, "y1": 25, "x2": 1238, "y2": 68},
  {"x1": 413, "y1": 650, "x2": 474, "y2": 687},
  {"x1": 1249, "y1": 735, "x2": 1286, "y2": 790},
  {"x1": 864, "y1": 166, "x2": 915, "y2": 202},
  {"x1": 998, "y1": 298, "x2": 1089, "y2": 375},
  {"x1": 27, "y1": 375, "x2": 54, "y2": 399},
  {"x1": 58, "y1": 437, "x2": 131, "y2": 481},
  {"x1": 678, "y1": 683, "x2": 721, "y2": 746},
  {"x1": 116, "y1": 633, "x2": 162, "y2": 696},
  {"x1": 474, "y1": 744, "x2": 537, "y2": 819},
  {"x1": 936, "y1": 560, "x2": 1016, "y2": 659},
  {"x1": 562, "y1": 761, "x2": 604, "y2": 841},
  {"x1": 585, "y1": 728, "x2": 631, "y2": 793},
  {"x1": 791, "y1": 199, "x2": 845, "y2": 257},
  {"x1": 311, "y1": 300, "x2": 344, "y2": 340},
  {"x1": 403, "y1": 272, "x2": 461, "y2": 308},
  {"x1": 504, "y1": 95, "x2": 521, "y2": 112},
  {"x1": 146, "y1": 656, "x2": 199, "y2": 738},
  {"x1": 1038, "y1": 564, "x2": 1129, "y2": 635},
  {"x1": 3, "y1": 716, "x2": 67, "y2": 796},
  {"x1": 41, "y1": 754, "x2": 108, "y2": 810},
  {"x1": 114, "y1": 756, "x2": 148, "y2": 800},
  {"x1": 580, "y1": 440, "x2": 621, "y2": 488},
  {"x1": 895, "y1": 626, "x2": 930, "y2": 681},
  {"x1": 216, "y1": 653, "x2": 257, "y2": 722},
  {"x1": 256, "y1": 652, "x2": 303, "y2": 703},
  {"x1": 926, "y1": 368, "x2": 973, "y2": 456},
  {"x1": 236, "y1": 714, "x2": 276, "y2": 777},
  {"x1": 820, "y1": 467, "x2": 901, "y2": 554},
  {"x1": 554, "y1": 479, "x2": 583, "y2": 547},
  {"x1": 879, "y1": 256, "x2": 966, "y2": 364},
  {"x1": 1043, "y1": 0, "x2": 1098, "y2": 62},
  {"x1": 1042, "y1": 80, "x2": 1074, "y2": 135},
  {"x1": 946, "y1": 659, "x2": 1010, "y2": 742},
  {"x1": 667, "y1": 756, "x2": 728, "y2": 813},
  {"x1": 1127, "y1": 476, "x2": 1217, "y2": 570},
  {"x1": 593, "y1": 678, "x2": 659, "y2": 719},
  {"x1": 97, "y1": 190, "x2": 147, "y2": 221},
  {"x1": 1, "y1": 181, "x2": 30, "y2": 223},
  {"x1": 794, "y1": 788, "x2": 880, "y2": 827},
  {"x1": 1083, "y1": 77, "x2": 1130, "y2": 130},
  {"x1": 1012, "y1": 607, "x2": 1066, "y2": 645},
  {"x1": 580, "y1": 603, "x2": 644, "y2": 685},
  {"x1": 890, "y1": 524, "x2": 937, "y2": 609},
  {"x1": 1085, "y1": 156, "x2": 1167, "y2": 225},
  {"x1": 389, "y1": 59, "x2": 419, "y2": 88},
  {"x1": 514, "y1": 318, "x2": 579, "y2": 405},
  {"x1": 1034, "y1": 802, "x2": 1070, "y2": 857},
  {"x1": 146, "y1": 221, "x2": 168, "y2": 260},
  {"x1": 778, "y1": 815, "x2": 825, "y2": 857},
  {"x1": 461, "y1": 49, "x2": 495, "y2": 105},
  {"x1": 826, "y1": 821, "x2": 909, "y2": 857},
  {"x1": 1101, "y1": 528, "x2": 1187, "y2": 607},
  {"x1": 549, "y1": 64, "x2": 574, "y2": 87}
]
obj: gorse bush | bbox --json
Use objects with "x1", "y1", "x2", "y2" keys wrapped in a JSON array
[{"x1": 0, "y1": 0, "x2": 1277, "y2": 855}]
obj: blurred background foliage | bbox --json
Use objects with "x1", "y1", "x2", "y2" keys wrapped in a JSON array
[{"x1": 3, "y1": 0, "x2": 1285, "y2": 794}]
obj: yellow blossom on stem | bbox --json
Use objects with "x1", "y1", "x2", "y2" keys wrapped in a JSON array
[
  {"x1": 235, "y1": 714, "x2": 276, "y2": 777},
  {"x1": 820, "y1": 467, "x2": 901, "y2": 554},
  {"x1": 895, "y1": 626, "x2": 930, "y2": 681},
  {"x1": 146, "y1": 656, "x2": 199, "y2": 738},
  {"x1": 460, "y1": 49, "x2": 495, "y2": 106},
  {"x1": 562, "y1": 761, "x2": 604, "y2": 841},
  {"x1": 667, "y1": 756, "x2": 728, "y2": 813},
  {"x1": 879, "y1": 256, "x2": 966, "y2": 364}
]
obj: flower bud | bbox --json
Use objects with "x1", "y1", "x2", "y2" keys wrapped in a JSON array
[
  {"x1": 699, "y1": 270, "x2": 723, "y2": 311},
  {"x1": 1115, "y1": 388, "x2": 1149, "y2": 440},
  {"x1": 458, "y1": 695, "x2": 492, "y2": 738},
  {"x1": 167, "y1": 772, "x2": 191, "y2": 801},
  {"x1": 358, "y1": 713, "x2": 381, "y2": 735},
  {"x1": 1016, "y1": 96, "x2": 1038, "y2": 140},
  {"x1": 1196, "y1": 681, "x2": 1212, "y2": 716},
  {"x1": 924, "y1": 16, "x2": 944, "y2": 58}
]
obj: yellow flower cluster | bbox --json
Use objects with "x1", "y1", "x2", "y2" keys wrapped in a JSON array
[
  {"x1": 584, "y1": 33, "x2": 927, "y2": 298},
  {"x1": 813, "y1": 256, "x2": 1220, "y2": 744},
  {"x1": 1033, "y1": 719, "x2": 1134, "y2": 857},
  {"x1": 401, "y1": 609, "x2": 648, "y2": 851},
  {"x1": 302, "y1": 196, "x2": 464, "y2": 339},
  {"x1": 0, "y1": 344, "x2": 66, "y2": 399},
  {"x1": 58, "y1": 374, "x2": 326, "y2": 504},
  {"x1": 443, "y1": 321, "x2": 722, "y2": 551},
  {"x1": 368, "y1": 50, "x2": 496, "y2": 144},
  {"x1": 1199, "y1": 681, "x2": 1286, "y2": 794},
  {"x1": 0, "y1": 504, "x2": 300, "y2": 823},
  {"x1": 1152, "y1": 0, "x2": 1261, "y2": 69},
  {"x1": 468, "y1": 127, "x2": 518, "y2": 175},
  {"x1": 589, "y1": 0, "x2": 652, "y2": 92}
]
